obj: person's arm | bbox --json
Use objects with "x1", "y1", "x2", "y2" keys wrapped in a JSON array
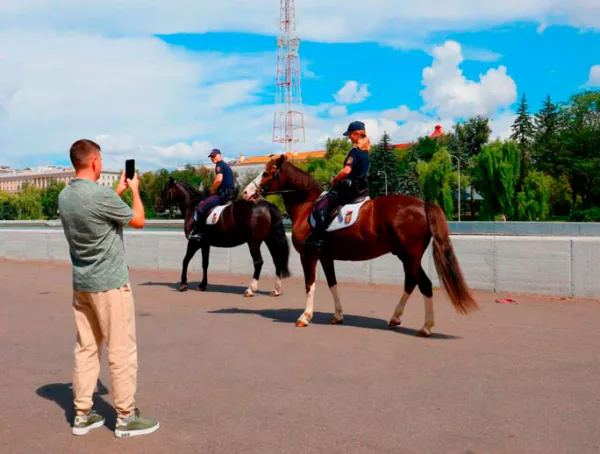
[
  {"x1": 330, "y1": 150, "x2": 355, "y2": 186},
  {"x1": 210, "y1": 164, "x2": 224, "y2": 194},
  {"x1": 330, "y1": 165, "x2": 352, "y2": 185},
  {"x1": 115, "y1": 171, "x2": 127, "y2": 197},
  {"x1": 126, "y1": 172, "x2": 145, "y2": 229}
]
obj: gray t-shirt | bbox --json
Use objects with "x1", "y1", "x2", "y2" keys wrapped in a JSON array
[{"x1": 58, "y1": 178, "x2": 134, "y2": 292}]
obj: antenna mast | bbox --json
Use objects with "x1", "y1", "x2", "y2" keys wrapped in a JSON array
[{"x1": 273, "y1": 0, "x2": 305, "y2": 153}]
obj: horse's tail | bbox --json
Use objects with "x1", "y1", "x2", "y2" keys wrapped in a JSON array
[
  {"x1": 425, "y1": 203, "x2": 479, "y2": 315},
  {"x1": 264, "y1": 202, "x2": 291, "y2": 279}
]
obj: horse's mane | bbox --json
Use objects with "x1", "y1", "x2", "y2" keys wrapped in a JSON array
[
  {"x1": 282, "y1": 160, "x2": 322, "y2": 194},
  {"x1": 175, "y1": 179, "x2": 204, "y2": 198}
]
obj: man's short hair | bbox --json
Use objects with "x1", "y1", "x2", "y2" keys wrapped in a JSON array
[{"x1": 70, "y1": 139, "x2": 101, "y2": 170}]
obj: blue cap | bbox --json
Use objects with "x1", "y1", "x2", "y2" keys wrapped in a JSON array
[
  {"x1": 343, "y1": 120, "x2": 366, "y2": 136},
  {"x1": 208, "y1": 148, "x2": 221, "y2": 157}
]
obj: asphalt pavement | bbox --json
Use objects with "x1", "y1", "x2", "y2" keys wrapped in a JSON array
[{"x1": 1, "y1": 259, "x2": 599, "y2": 454}]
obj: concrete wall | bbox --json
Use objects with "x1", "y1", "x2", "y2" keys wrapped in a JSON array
[
  {"x1": 1, "y1": 229, "x2": 599, "y2": 298},
  {"x1": 4, "y1": 220, "x2": 600, "y2": 236}
]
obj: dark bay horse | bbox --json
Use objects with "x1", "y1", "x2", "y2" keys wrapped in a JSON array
[
  {"x1": 243, "y1": 155, "x2": 479, "y2": 336},
  {"x1": 156, "y1": 177, "x2": 290, "y2": 297}
]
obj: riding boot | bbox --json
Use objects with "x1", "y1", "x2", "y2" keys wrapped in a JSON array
[
  {"x1": 304, "y1": 209, "x2": 327, "y2": 251},
  {"x1": 189, "y1": 211, "x2": 205, "y2": 241},
  {"x1": 304, "y1": 227, "x2": 325, "y2": 251}
]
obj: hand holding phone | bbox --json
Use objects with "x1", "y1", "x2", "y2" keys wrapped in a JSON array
[{"x1": 125, "y1": 159, "x2": 135, "y2": 181}]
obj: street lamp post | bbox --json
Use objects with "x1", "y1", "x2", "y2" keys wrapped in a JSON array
[
  {"x1": 377, "y1": 170, "x2": 388, "y2": 196},
  {"x1": 449, "y1": 154, "x2": 461, "y2": 222}
]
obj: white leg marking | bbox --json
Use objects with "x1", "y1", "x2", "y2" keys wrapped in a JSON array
[
  {"x1": 272, "y1": 278, "x2": 282, "y2": 296},
  {"x1": 244, "y1": 278, "x2": 259, "y2": 297},
  {"x1": 330, "y1": 285, "x2": 343, "y2": 322},
  {"x1": 420, "y1": 296, "x2": 435, "y2": 336},
  {"x1": 389, "y1": 291, "x2": 410, "y2": 326},
  {"x1": 297, "y1": 283, "x2": 316, "y2": 325}
]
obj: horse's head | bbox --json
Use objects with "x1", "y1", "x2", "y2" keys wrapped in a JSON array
[
  {"x1": 155, "y1": 176, "x2": 182, "y2": 213},
  {"x1": 242, "y1": 154, "x2": 287, "y2": 201}
]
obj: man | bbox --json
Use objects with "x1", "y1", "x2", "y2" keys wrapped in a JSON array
[
  {"x1": 189, "y1": 148, "x2": 236, "y2": 241},
  {"x1": 304, "y1": 121, "x2": 371, "y2": 250},
  {"x1": 58, "y1": 139, "x2": 159, "y2": 438}
]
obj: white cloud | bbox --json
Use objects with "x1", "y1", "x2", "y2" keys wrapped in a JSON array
[
  {"x1": 0, "y1": 27, "x2": 274, "y2": 169},
  {"x1": 0, "y1": 0, "x2": 531, "y2": 173},
  {"x1": 420, "y1": 40, "x2": 517, "y2": 119},
  {"x1": 334, "y1": 81, "x2": 370, "y2": 104},
  {"x1": 0, "y1": 1, "x2": 598, "y2": 46},
  {"x1": 583, "y1": 65, "x2": 600, "y2": 87},
  {"x1": 328, "y1": 105, "x2": 348, "y2": 117}
]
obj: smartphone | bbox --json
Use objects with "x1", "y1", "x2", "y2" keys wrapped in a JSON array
[{"x1": 125, "y1": 159, "x2": 135, "y2": 180}]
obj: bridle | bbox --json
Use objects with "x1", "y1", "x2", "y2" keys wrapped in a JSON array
[{"x1": 252, "y1": 165, "x2": 308, "y2": 199}]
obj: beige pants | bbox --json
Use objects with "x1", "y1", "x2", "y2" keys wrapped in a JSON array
[{"x1": 72, "y1": 284, "x2": 138, "y2": 420}]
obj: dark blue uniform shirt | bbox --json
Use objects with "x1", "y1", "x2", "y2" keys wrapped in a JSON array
[
  {"x1": 344, "y1": 147, "x2": 370, "y2": 179},
  {"x1": 216, "y1": 161, "x2": 235, "y2": 189}
]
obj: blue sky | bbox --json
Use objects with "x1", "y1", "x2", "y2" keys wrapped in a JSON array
[
  {"x1": 161, "y1": 23, "x2": 600, "y2": 114},
  {"x1": 0, "y1": 1, "x2": 599, "y2": 170}
]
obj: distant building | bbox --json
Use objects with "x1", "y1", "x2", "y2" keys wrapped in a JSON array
[
  {"x1": 0, "y1": 167, "x2": 121, "y2": 193},
  {"x1": 230, "y1": 150, "x2": 328, "y2": 181}
]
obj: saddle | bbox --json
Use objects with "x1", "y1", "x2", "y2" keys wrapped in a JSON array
[
  {"x1": 310, "y1": 189, "x2": 370, "y2": 233},
  {"x1": 205, "y1": 200, "x2": 233, "y2": 225},
  {"x1": 313, "y1": 186, "x2": 369, "y2": 220}
]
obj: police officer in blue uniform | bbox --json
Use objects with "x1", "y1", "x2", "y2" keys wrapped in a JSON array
[
  {"x1": 189, "y1": 148, "x2": 236, "y2": 241},
  {"x1": 305, "y1": 121, "x2": 371, "y2": 250}
]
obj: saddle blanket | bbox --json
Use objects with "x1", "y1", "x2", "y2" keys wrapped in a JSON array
[
  {"x1": 309, "y1": 194, "x2": 370, "y2": 232},
  {"x1": 194, "y1": 203, "x2": 231, "y2": 225}
]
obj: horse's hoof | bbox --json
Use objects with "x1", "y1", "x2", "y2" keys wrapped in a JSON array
[
  {"x1": 269, "y1": 291, "x2": 281, "y2": 297},
  {"x1": 197, "y1": 284, "x2": 207, "y2": 291},
  {"x1": 243, "y1": 290, "x2": 254, "y2": 298},
  {"x1": 296, "y1": 319, "x2": 308, "y2": 328},
  {"x1": 178, "y1": 284, "x2": 188, "y2": 292},
  {"x1": 388, "y1": 319, "x2": 401, "y2": 329},
  {"x1": 331, "y1": 316, "x2": 344, "y2": 325},
  {"x1": 417, "y1": 328, "x2": 432, "y2": 338}
]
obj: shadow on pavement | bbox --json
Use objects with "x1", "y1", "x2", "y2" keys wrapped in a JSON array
[
  {"x1": 140, "y1": 281, "x2": 272, "y2": 296},
  {"x1": 207, "y1": 308, "x2": 462, "y2": 339},
  {"x1": 36, "y1": 379, "x2": 117, "y2": 430}
]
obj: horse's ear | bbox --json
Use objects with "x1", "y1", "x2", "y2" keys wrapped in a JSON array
[
  {"x1": 276, "y1": 154, "x2": 287, "y2": 168},
  {"x1": 168, "y1": 176, "x2": 174, "y2": 186}
]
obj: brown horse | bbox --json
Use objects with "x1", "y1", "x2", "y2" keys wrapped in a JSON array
[
  {"x1": 156, "y1": 177, "x2": 290, "y2": 297},
  {"x1": 243, "y1": 154, "x2": 479, "y2": 336}
]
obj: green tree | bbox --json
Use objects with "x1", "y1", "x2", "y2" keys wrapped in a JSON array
[
  {"x1": 450, "y1": 116, "x2": 491, "y2": 217},
  {"x1": 40, "y1": 179, "x2": 66, "y2": 220},
  {"x1": 511, "y1": 94, "x2": 535, "y2": 190},
  {"x1": 560, "y1": 90, "x2": 600, "y2": 211},
  {"x1": 532, "y1": 94, "x2": 564, "y2": 176},
  {"x1": 473, "y1": 140, "x2": 521, "y2": 220},
  {"x1": 416, "y1": 148, "x2": 454, "y2": 218},
  {"x1": 411, "y1": 136, "x2": 439, "y2": 162},
  {"x1": 515, "y1": 171, "x2": 553, "y2": 221},
  {"x1": 548, "y1": 174, "x2": 573, "y2": 217},
  {"x1": 0, "y1": 192, "x2": 17, "y2": 220},
  {"x1": 297, "y1": 153, "x2": 346, "y2": 187},
  {"x1": 325, "y1": 137, "x2": 353, "y2": 159},
  {"x1": 451, "y1": 116, "x2": 492, "y2": 162},
  {"x1": 367, "y1": 132, "x2": 400, "y2": 197},
  {"x1": 14, "y1": 184, "x2": 43, "y2": 220}
]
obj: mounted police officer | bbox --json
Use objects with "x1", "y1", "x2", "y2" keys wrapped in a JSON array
[
  {"x1": 189, "y1": 148, "x2": 236, "y2": 241},
  {"x1": 304, "y1": 120, "x2": 371, "y2": 250}
]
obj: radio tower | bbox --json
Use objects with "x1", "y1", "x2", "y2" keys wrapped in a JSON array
[{"x1": 272, "y1": 0, "x2": 305, "y2": 153}]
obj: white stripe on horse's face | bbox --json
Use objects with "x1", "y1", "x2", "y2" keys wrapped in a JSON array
[{"x1": 242, "y1": 174, "x2": 262, "y2": 201}]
